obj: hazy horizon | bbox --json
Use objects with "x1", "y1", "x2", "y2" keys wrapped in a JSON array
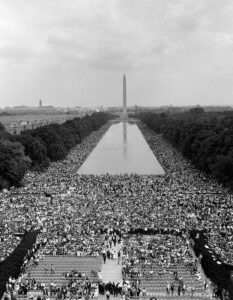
[{"x1": 1, "y1": 0, "x2": 233, "y2": 108}]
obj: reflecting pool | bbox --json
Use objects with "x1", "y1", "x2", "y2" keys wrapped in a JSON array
[{"x1": 77, "y1": 122, "x2": 165, "y2": 175}]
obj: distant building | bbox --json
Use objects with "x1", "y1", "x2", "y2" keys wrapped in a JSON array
[{"x1": 5, "y1": 116, "x2": 74, "y2": 135}]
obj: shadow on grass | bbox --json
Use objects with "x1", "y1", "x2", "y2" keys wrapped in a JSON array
[{"x1": 0, "y1": 229, "x2": 39, "y2": 298}]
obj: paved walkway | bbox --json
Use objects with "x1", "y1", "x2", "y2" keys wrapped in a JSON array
[{"x1": 101, "y1": 243, "x2": 122, "y2": 283}]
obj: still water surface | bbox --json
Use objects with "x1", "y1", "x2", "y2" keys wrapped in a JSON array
[{"x1": 78, "y1": 122, "x2": 165, "y2": 175}]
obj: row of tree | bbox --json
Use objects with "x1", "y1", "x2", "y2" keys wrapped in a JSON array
[
  {"x1": 135, "y1": 109, "x2": 233, "y2": 187},
  {"x1": 0, "y1": 112, "x2": 113, "y2": 189}
]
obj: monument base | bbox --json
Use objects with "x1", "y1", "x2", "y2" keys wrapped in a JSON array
[{"x1": 120, "y1": 113, "x2": 128, "y2": 120}]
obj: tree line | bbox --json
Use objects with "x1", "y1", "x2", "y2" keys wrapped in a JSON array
[
  {"x1": 0, "y1": 112, "x2": 113, "y2": 189},
  {"x1": 134, "y1": 108, "x2": 233, "y2": 187}
]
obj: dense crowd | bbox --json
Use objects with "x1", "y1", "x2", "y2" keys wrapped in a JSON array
[
  {"x1": 122, "y1": 235, "x2": 196, "y2": 276},
  {"x1": 0, "y1": 120, "x2": 233, "y2": 298},
  {"x1": 4, "y1": 271, "x2": 100, "y2": 300},
  {"x1": 121, "y1": 234, "x2": 200, "y2": 297}
]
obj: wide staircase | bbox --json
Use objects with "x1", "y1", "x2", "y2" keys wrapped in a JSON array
[
  {"x1": 27, "y1": 255, "x2": 102, "y2": 287},
  {"x1": 21, "y1": 240, "x2": 212, "y2": 300},
  {"x1": 125, "y1": 262, "x2": 211, "y2": 300}
]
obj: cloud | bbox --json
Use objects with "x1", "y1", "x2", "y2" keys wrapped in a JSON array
[{"x1": 1, "y1": 0, "x2": 233, "y2": 107}]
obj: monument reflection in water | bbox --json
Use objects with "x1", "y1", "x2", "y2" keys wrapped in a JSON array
[
  {"x1": 123, "y1": 121, "x2": 127, "y2": 158},
  {"x1": 77, "y1": 121, "x2": 165, "y2": 175}
]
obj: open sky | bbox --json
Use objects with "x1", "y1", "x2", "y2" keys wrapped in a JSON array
[{"x1": 1, "y1": 0, "x2": 233, "y2": 108}]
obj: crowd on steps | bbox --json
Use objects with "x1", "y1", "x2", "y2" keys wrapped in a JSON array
[{"x1": 0, "y1": 121, "x2": 232, "y2": 300}]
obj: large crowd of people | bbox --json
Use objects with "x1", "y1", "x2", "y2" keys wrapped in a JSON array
[
  {"x1": 4, "y1": 269, "x2": 100, "y2": 299},
  {"x1": 121, "y1": 234, "x2": 201, "y2": 297},
  {"x1": 0, "y1": 120, "x2": 232, "y2": 298}
]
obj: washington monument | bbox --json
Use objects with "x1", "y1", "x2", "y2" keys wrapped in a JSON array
[{"x1": 123, "y1": 74, "x2": 127, "y2": 117}]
